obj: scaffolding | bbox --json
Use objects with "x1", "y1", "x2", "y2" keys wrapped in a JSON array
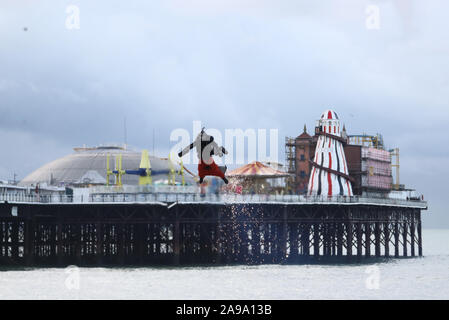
[
  {"x1": 285, "y1": 137, "x2": 297, "y2": 192},
  {"x1": 389, "y1": 148, "x2": 400, "y2": 190},
  {"x1": 348, "y1": 134, "x2": 384, "y2": 150}
]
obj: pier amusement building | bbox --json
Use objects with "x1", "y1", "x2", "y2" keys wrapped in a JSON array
[{"x1": 0, "y1": 110, "x2": 427, "y2": 266}]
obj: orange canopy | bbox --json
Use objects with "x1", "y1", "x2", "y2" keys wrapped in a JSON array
[{"x1": 226, "y1": 161, "x2": 290, "y2": 178}]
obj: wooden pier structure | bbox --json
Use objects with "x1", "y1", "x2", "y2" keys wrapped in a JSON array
[{"x1": 0, "y1": 197, "x2": 426, "y2": 266}]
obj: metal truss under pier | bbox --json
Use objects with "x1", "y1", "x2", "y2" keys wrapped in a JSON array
[{"x1": 0, "y1": 201, "x2": 425, "y2": 266}]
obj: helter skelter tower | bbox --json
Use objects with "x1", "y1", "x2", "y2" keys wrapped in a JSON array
[{"x1": 308, "y1": 109, "x2": 353, "y2": 197}]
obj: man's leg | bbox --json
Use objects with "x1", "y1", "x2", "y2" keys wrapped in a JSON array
[
  {"x1": 207, "y1": 161, "x2": 228, "y2": 184},
  {"x1": 198, "y1": 163, "x2": 205, "y2": 184}
]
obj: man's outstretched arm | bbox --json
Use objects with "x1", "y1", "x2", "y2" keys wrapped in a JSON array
[
  {"x1": 178, "y1": 142, "x2": 194, "y2": 157},
  {"x1": 221, "y1": 146, "x2": 228, "y2": 155}
]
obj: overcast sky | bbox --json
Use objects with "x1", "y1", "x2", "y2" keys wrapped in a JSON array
[{"x1": 1, "y1": 0, "x2": 448, "y2": 227}]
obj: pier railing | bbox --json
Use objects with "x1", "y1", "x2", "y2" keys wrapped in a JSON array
[{"x1": 0, "y1": 192, "x2": 428, "y2": 208}]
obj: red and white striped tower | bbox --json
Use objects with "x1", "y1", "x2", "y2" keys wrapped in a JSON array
[{"x1": 308, "y1": 109, "x2": 353, "y2": 197}]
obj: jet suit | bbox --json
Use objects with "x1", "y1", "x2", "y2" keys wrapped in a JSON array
[{"x1": 178, "y1": 129, "x2": 229, "y2": 184}]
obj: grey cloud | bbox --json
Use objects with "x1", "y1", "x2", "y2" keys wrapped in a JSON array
[{"x1": 0, "y1": 0, "x2": 448, "y2": 227}]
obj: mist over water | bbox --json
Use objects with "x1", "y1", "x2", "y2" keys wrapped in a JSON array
[{"x1": 0, "y1": 229, "x2": 448, "y2": 300}]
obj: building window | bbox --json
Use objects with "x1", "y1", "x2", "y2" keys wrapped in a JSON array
[
  {"x1": 300, "y1": 171, "x2": 306, "y2": 178},
  {"x1": 300, "y1": 154, "x2": 305, "y2": 161}
]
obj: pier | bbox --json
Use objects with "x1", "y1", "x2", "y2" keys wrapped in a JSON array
[{"x1": 0, "y1": 194, "x2": 427, "y2": 266}]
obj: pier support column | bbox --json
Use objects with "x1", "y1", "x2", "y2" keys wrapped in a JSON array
[
  {"x1": 215, "y1": 215, "x2": 222, "y2": 265},
  {"x1": 384, "y1": 222, "x2": 390, "y2": 257},
  {"x1": 200, "y1": 223, "x2": 207, "y2": 263},
  {"x1": 103, "y1": 224, "x2": 109, "y2": 261},
  {"x1": 228, "y1": 223, "x2": 237, "y2": 263},
  {"x1": 24, "y1": 218, "x2": 35, "y2": 266},
  {"x1": 322, "y1": 223, "x2": 328, "y2": 257},
  {"x1": 272, "y1": 223, "x2": 280, "y2": 263},
  {"x1": 96, "y1": 223, "x2": 103, "y2": 265},
  {"x1": 14, "y1": 221, "x2": 20, "y2": 262},
  {"x1": 313, "y1": 223, "x2": 320, "y2": 257},
  {"x1": 75, "y1": 223, "x2": 82, "y2": 265},
  {"x1": 289, "y1": 223, "x2": 299, "y2": 261},
  {"x1": 394, "y1": 221, "x2": 400, "y2": 258},
  {"x1": 410, "y1": 219, "x2": 416, "y2": 257},
  {"x1": 346, "y1": 222, "x2": 353, "y2": 258},
  {"x1": 323, "y1": 222, "x2": 332, "y2": 257},
  {"x1": 250, "y1": 223, "x2": 261, "y2": 264},
  {"x1": 263, "y1": 223, "x2": 271, "y2": 263},
  {"x1": 239, "y1": 223, "x2": 249, "y2": 263},
  {"x1": 57, "y1": 220, "x2": 63, "y2": 266},
  {"x1": 417, "y1": 213, "x2": 423, "y2": 257},
  {"x1": 155, "y1": 223, "x2": 161, "y2": 262},
  {"x1": 403, "y1": 222, "x2": 408, "y2": 257},
  {"x1": 134, "y1": 223, "x2": 143, "y2": 265},
  {"x1": 173, "y1": 220, "x2": 180, "y2": 266},
  {"x1": 0, "y1": 221, "x2": 3, "y2": 261},
  {"x1": 364, "y1": 223, "x2": 371, "y2": 258},
  {"x1": 356, "y1": 222, "x2": 363, "y2": 259},
  {"x1": 337, "y1": 222, "x2": 343, "y2": 257},
  {"x1": 328, "y1": 223, "x2": 334, "y2": 256},
  {"x1": 11, "y1": 220, "x2": 19, "y2": 263},
  {"x1": 301, "y1": 223, "x2": 310, "y2": 257},
  {"x1": 50, "y1": 223, "x2": 56, "y2": 263},
  {"x1": 266, "y1": 223, "x2": 274, "y2": 263},
  {"x1": 280, "y1": 207, "x2": 288, "y2": 262},
  {"x1": 147, "y1": 223, "x2": 154, "y2": 261},
  {"x1": 117, "y1": 224, "x2": 125, "y2": 265},
  {"x1": 374, "y1": 222, "x2": 381, "y2": 257}
]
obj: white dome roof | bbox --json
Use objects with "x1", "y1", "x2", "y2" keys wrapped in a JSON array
[{"x1": 19, "y1": 146, "x2": 192, "y2": 186}]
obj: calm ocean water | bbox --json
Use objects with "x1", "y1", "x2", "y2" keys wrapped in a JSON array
[{"x1": 0, "y1": 229, "x2": 448, "y2": 300}]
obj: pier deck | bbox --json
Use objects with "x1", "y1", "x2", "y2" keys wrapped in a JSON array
[{"x1": 0, "y1": 195, "x2": 427, "y2": 266}]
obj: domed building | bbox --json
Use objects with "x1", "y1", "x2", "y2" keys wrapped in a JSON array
[{"x1": 19, "y1": 145, "x2": 194, "y2": 187}]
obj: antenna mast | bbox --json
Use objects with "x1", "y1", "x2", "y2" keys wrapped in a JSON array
[
  {"x1": 152, "y1": 128, "x2": 155, "y2": 156},
  {"x1": 124, "y1": 117, "x2": 128, "y2": 150}
]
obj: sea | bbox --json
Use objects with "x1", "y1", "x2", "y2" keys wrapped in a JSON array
[{"x1": 0, "y1": 229, "x2": 448, "y2": 300}]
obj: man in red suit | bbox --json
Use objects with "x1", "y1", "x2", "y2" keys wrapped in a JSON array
[{"x1": 178, "y1": 128, "x2": 229, "y2": 184}]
